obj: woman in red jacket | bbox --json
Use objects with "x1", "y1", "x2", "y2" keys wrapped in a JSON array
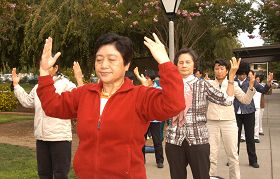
[{"x1": 37, "y1": 33, "x2": 187, "y2": 179}]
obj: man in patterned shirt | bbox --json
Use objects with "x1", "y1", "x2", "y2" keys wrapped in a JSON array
[{"x1": 165, "y1": 48, "x2": 240, "y2": 179}]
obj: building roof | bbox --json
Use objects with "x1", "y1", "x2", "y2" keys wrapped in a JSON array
[{"x1": 233, "y1": 44, "x2": 280, "y2": 63}]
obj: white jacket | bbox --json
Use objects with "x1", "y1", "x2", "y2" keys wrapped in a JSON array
[{"x1": 14, "y1": 75, "x2": 76, "y2": 141}]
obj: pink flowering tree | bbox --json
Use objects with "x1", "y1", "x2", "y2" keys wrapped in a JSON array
[
  {"x1": 151, "y1": 0, "x2": 260, "y2": 68},
  {"x1": 1, "y1": 0, "x2": 262, "y2": 75}
]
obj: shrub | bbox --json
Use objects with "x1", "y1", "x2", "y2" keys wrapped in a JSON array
[{"x1": 0, "y1": 84, "x2": 19, "y2": 112}]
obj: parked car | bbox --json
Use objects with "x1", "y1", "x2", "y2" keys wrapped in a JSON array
[
  {"x1": 0, "y1": 74, "x2": 5, "y2": 82},
  {"x1": 271, "y1": 80, "x2": 279, "y2": 89}
]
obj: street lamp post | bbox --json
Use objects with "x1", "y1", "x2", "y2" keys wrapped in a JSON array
[{"x1": 161, "y1": 0, "x2": 182, "y2": 62}]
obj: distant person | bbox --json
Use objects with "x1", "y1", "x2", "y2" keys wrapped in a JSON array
[
  {"x1": 134, "y1": 67, "x2": 164, "y2": 168},
  {"x1": 234, "y1": 66, "x2": 273, "y2": 168},
  {"x1": 36, "y1": 33, "x2": 187, "y2": 178},
  {"x1": 253, "y1": 75, "x2": 272, "y2": 143},
  {"x1": 165, "y1": 48, "x2": 240, "y2": 179},
  {"x1": 12, "y1": 63, "x2": 76, "y2": 179},
  {"x1": 194, "y1": 69, "x2": 203, "y2": 80}
]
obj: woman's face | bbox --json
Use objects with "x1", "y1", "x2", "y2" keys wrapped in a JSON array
[
  {"x1": 177, "y1": 53, "x2": 194, "y2": 78},
  {"x1": 214, "y1": 64, "x2": 228, "y2": 80},
  {"x1": 95, "y1": 44, "x2": 129, "y2": 85}
]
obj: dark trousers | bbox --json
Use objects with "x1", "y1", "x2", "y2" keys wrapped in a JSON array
[
  {"x1": 36, "y1": 140, "x2": 72, "y2": 179},
  {"x1": 165, "y1": 140, "x2": 210, "y2": 179},
  {"x1": 236, "y1": 112, "x2": 258, "y2": 164},
  {"x1": 142, "y1": 122, "x2": 164, "y2": 164}
]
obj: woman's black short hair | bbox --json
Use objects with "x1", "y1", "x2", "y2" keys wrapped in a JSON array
[
  {"x1": 236, "y1": 61, "x2": 250, "y2": 75},
  {"x1": 214, "y1": 59, "x2": 229, "y2": 71},
  {"x1": 94, "y1": 33, "x2": 133, "y2": 66},
  {"x1": 144, "y1": 69, "x2": 157, "y2": 81},
  {"x1": 174, "y1": 48, "x2": 198, "y2": 68}
]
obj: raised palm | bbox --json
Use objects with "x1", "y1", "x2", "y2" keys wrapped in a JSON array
[
  {"x1": 40, "y1": 37, "x2": 61, "y2": 74},
  {"x1": 133, "y1": 67, "x2": 149, "y2": 87},
  {"x1": 11, "y1": 68, "x2": 20, "y2": 86},
  {"x1": 267, "y1": 72, "x2": 273, "y2": 83},
  {"x1": 229, "y1": 57, "x2": 241, "y2": 77},
  {"x1": 144, "y1": 33, "x2": 170, "y2": 64},
  {"x1": 249, "y1": 71, "x2": 256, "y2": 88}
]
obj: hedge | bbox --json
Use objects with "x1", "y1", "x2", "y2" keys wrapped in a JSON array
[{"x1": 0, "y1": 84, "x2": 19, "y2": 112}]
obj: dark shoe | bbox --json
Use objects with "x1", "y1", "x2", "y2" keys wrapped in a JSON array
[
  {"x1": 157, "y1": 163, "x2": 164, "y2": 168},
  {"x1": 259, "y1": 132, "x2": 264, "y2": 136},
  {"x1": 210, "y1": 176, "x2": 225, "y2": 179},
  {"x1": 240, "y1": 139, "x2": 245, "y2": 142},
  {"x1": 249, "y1": 162, "x2": 260, "y2": 168},
  {"x1": 254, "y1": 139, "x2": 260, "y2": 143}
]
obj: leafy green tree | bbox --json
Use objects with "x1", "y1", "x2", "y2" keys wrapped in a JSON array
[
  {"x1": 0, "y1": 0, "x2": 35, "y2": 72},
  {"x1": 1, "y1": 0, "x2": 262, "y2": 77},
  {"x1": 260, "y1": 0, "x2": 280, "y2": 43}
]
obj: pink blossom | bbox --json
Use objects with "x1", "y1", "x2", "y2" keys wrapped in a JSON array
[
  {"x1": 128, "y1": 11, "x2": 132, "y2": 15},
  {"x1": 132, "y1": 21, "x2": 138, "y2": 26},
  {"x1": 155, "y1": 4, "x2": 161, "y2": 10},
  {"x1": 8, "y1": 3, "x2": 16, "y2": 9},
  {"x1": 109, "y1": 10, "x2": 118, "y2": 14},
  {"x1": 153, "y1": 15, "x2": 158, "y2": 22},
  {"x1": 103, "y1": 2, "x2": 110, "y2": 7},
  {"x1": 176, "y1": 9, "x2": 182, "y2": 15},
  {"x1": 248, "y1": 35, "x2": 256, "y2": 39},
  {"x1": 190, "y1": 12, "x2": 201, "y2": 17},
  {"x1": 143, "y1": 9, "x2": 149, "y2": 14}
]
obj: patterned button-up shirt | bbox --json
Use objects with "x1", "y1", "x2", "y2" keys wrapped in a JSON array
[{"x1": 166, "y1": 75, "x2": 233, "y2": 146}]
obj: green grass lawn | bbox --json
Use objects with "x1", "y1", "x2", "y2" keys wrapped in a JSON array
[
  {"x1": 0, "y1": 114, "x2": 34, "y2": 124},
  {"x1": 0, "y1": 144, "x2": 77, "y2": 179},
  {"x1": 0, "y1": 144, "x2": 37, "y2": 179}
]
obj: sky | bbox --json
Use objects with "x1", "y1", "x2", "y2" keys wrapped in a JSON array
[
  {"x1": 237, "y1": 0, "x2": 264, "y2": 47},
  {"x1": 237, "y1": 27, "x2": 264, "y2": 47}
]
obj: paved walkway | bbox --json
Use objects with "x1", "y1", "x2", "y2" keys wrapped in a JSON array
[{"x1": 145, "y1": 89, "x2": 280, "y2": 179}]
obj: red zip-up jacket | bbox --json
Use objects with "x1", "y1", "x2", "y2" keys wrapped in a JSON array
[{"x1": 37, "y1": 62, "x2": 186, "y2": 179}]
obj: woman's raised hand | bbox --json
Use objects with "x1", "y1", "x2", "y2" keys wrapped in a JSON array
[
  {"x1": 144, "y1": 33, "x2": 170, "y2": 64},
  {"x1": 11, "y1": 68, "x2": 20, "y2": 86},
  {"x1": 229, "y1": 57, "x2": 241, "y2": 80},
  {"x1": 133, "y1": 67, "x2": 149, "y2": 87},
  {"x1": 40, "y1": 37, "x2": 61, "y2": 76},
  {"x1": 249, "y1": 71, "x2": 256, "y2": 89},
  {"x1": 73, "y1": 61, "x2": 84, "y2": 87}
]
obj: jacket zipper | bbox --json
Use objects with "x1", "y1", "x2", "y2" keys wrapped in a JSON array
[{"x1": 97, "y1": 119, "x2": 101, "y2": 129}]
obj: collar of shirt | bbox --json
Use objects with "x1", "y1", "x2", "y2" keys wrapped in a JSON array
[
  {"x1": 183, "y1": 74, "x2": 196, "y2": 84},
  {"x1": 214, "y1": 76, "x2": 228, "y2": 89},
  {"x1": 238, "y1": 77, "x2": 247, "y2": 85}
]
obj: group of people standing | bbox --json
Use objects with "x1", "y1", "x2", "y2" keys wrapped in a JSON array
[{"x1": 11, "y1": 32, "x2": 273, "y2": 179}]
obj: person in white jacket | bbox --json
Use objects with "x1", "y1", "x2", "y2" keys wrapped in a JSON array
[{"x1": 12, "y1": 63, "x2": 76, "y2": 179}]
